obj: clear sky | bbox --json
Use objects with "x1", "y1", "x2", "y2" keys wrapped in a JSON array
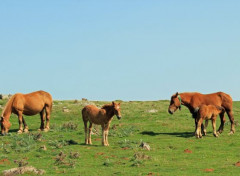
[{"x1": 0, "y1": 1, "x2": 240, "y2": 100}]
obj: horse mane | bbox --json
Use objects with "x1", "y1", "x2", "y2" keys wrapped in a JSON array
[
  {"x1": 1, "y1": 94, "x2": 15, "y2": 117},
  {"x1": 101, "y1": 103, "x2": 113, "y2": 110}
]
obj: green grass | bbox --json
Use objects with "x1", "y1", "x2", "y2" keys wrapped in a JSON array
[{"x1": 0, "y1": 99, "x2": 240, "y2": 176}]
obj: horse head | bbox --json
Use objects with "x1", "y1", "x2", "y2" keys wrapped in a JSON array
[
  {"x1": 0, "y1": 116, "x2": 11, "y2": 135},
  {"x1": 168, "y1": 92, "x2": 182, "y2": 114},
  {"x1": 112, "y1": 101, "x2": 122, "y2": 120}
]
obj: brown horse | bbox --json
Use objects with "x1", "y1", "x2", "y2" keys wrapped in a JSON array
[
  {"x1": 0, "y1": 90, "x2": 52, "y2": 135},
  {"x1": 82, "y1": 102, "x2": 122, "y2": 146},
  {"x1": 168, "y1": 92, "x2": 235, "y2": 134},
  {"x1": 195, "y1": 105, "x2": 225, "y2": 138}
]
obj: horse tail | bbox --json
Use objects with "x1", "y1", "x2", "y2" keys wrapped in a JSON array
[{"x1": 1, "y1": 94, "x2": 16, "y2": 117}]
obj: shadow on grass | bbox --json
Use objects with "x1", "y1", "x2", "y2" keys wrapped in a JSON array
[{"x1": 140, "y1": 131, "x2": 194, "y2": 138}]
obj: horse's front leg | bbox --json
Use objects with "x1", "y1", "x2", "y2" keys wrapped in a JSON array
[
  {"x1": 101, "y1": 124, "x2": 106, "y2": 146},
  {"x1": 17, "y1": 112, "x2": 24, "y2": 134},
  {"x1": 212, "y1": 117, "x2": 218, "y2": 137},
  {"x1": 217, "y1": 112, "x2": 226, "y2": 134},
  {"x1": 105, "y1": 123, "x2": 110, "y2": 146},
  {"x1": 22, "y1": 116, "x2": 29, "y2": 133},
  {"x1": 88, "y1": 123, "x2": 93, "y2": 145},
  {"x1": 195, "y1": 118, "x2": 203, "y2": 138},
  {"x1": 39, "y1": 110, "x2": 45, "y2": 131}
]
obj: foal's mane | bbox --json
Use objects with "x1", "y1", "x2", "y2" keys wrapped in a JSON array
[{"x1": 101, "y1": 104, "x2": 113, "y2": 110}]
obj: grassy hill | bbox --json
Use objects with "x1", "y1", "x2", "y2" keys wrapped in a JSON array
[{"x1": 0, "y1": 99, "x2": 239, "y2": 175}]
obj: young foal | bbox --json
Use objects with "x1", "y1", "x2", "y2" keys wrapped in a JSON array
[
  {"x1": 82, "y1": 102, "x2": 122, "y2": 146},
  {"x1": 195, "y1": 105, "x2": 225, "y2": 138}
]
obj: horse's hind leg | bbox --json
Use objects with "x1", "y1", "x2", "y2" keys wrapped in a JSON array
[
  {"x1": 39, "y1": 110, "x2": 45, "y2": 131},
  {"x1": 22, "y1": 117, "x2": 29, "y2": 133},
  {"x1": 88, "y1": 123, "x2": 93, "y2": 145},
  {"x1": 44, "y1": 106, "x2": 51, "y2": 132},
  {"x1": 217, "y1": 112, "x2": 226, "y2": 134},
  {"x1": 203, "y1": 120, "x2": 208, "y2": 136},
  {"x1": 226, "y1": 110, "x2": 235, "y2": 134}
]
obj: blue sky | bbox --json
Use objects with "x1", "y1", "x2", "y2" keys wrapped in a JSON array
[{"x1": 0, "y1": 1, "x2": 240, "y2": 100}]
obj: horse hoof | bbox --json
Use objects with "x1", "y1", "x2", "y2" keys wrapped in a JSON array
[
  {"x1": 17, "y1": 130, "x2": 23, "y2": 134},
  {"x1": 23, "y1": 129, "x2": 29, "y2": 133},
  {"x1": 43, "y1": 128, "x2": 49, "y2": 132},
  {"x1": 228, "y1": 131, "x2": 234, "y2": 135}
]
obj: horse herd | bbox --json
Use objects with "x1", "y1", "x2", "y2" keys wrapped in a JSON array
[{"x1": 0, "y1": 90, "x2": 236, "y2": 146}]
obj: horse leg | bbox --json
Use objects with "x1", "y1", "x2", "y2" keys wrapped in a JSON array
[
  {"x1": 44, "y1": 106, "x2": 51, "y2": 132},
  {"x1": 84, "y1": 121, "x2": 88, "y2": 144},
  {"x1": 39, "y1": 110, "x2": 45, "y2": 131},
  {"x1": 212, "y1": 117, "x2": 218, "y2": 137},
  {"x1": 22, "y1": 116, "x2": 29, "y2": 133},
  {"x1": 195, "y1": 118, "x2": 203, "y2": 138},
  {"x1": 88, "y1": 123, "x2": 93, "y2": 145},
  {"x1": 226, "y1": 110, "x2": 235, "y2": 134},
  {"x1": 105, "y1": 123, "x2": 110, "y2": 146},
  {"x1": 217, "y1": 111, "x2": 226, "y2": 134},
  {"x1": 203, "y1": 120, "x2": 208, "y2": 136},
  {"x1": 101, "y1": 124, "x2": 106, "y2": 146},
  {"x1": 17, "y1": 111, "x2": 24, "y2": 134}
]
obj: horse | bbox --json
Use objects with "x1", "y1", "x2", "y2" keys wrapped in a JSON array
[
  {"x1": 0, "y1": 90, "x2": 52, "y2": 135},
  {"x1": 195, "y1": 105, "x2": 225, "y2": 138},
  {"x1": 168, "y1": 92, "x2": 235, "y2": 135},
  {"x1": 82, "y1": 101, "x2": 122, "y2": 146}
]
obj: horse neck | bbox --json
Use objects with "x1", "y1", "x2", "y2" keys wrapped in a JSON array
[
  {"x1": 2, "y1": 96, "x2": 14, "y2": 119},
  {"x1": 104, "y1": 107, "x2": 114, "y2": 120},
  {"x1": 179, "y1": 93, "x2": 193, "y2": 110}
]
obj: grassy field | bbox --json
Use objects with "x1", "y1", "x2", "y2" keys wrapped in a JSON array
[{"x1": 0, "y1": 99, "x2": 240, "y2": 176}]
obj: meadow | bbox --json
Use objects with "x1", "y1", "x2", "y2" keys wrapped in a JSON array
[{"x1": 0, "y1": 99, "x2": 240, "y2": 176}]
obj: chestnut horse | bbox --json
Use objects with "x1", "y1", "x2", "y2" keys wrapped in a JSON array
[
  {"x1": 0, "y1": 90, "x2": 52, "y2": 135},
  {"x1": 82, "y1": 102, "x2": 122, "y2": 146},
  {"x1": 168, "y1": 92, "x2": 234, "y2": 135},
  {"x1": 195, "y1": 105, "x2": 225, "y2": 138}
]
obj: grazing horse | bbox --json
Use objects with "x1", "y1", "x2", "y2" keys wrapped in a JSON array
[
  {"x1": 195, "y1": 105, "x2": 225, "y2": 138},
  {"x1": 0, "y1": 90, "x2": 52, "y2": 135},
  {"x1": 168, "y1": 92, "x2": 235, "y2": 135},
  {"x1": 82, "y1": 102, "x2": 122, "y2": 146}
]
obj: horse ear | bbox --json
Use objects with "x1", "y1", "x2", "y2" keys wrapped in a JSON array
[
  {"x1": 176, "y1": 92, "x2": 179, "y2": 96},
  {"x1": 112, "y1": 101, "x2": 115, "y2": 105}
]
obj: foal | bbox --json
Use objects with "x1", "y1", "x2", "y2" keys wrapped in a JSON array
[
  {"x1": 82, "y1": 102, "x2": 122, "y2": 146},
  {"x1": 195, "y1": 105, "x2": 225, "y2": 138}
]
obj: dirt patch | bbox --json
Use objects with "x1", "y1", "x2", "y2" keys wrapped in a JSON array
[
  {"x1": 94, "y1": 138, "x2": 101, "y2": 141},
  {"x1": 122, "y1": 157, "x2": 129, "y2": 160},
  {"x1": 203, "y1": 168, "x2": 214, "y2": 172},
  {"x1": 235, "y1": 161, "x2": 240, "y2": 167},
  {"x1": 0, "y1": 159, "x2": 10, "y2": 165},
  {"x1": 184, "y1": 149, "x2": 192, "y2": 153},
  {"x1": 2, "y1": 166, "x2": 45, "y2": 176},
  {"x1": 96, "y1": 152, "x2": 104, "y2": 155},
  {"x1": 121, "y1": 147, "x2": 129, "y2": 150}
]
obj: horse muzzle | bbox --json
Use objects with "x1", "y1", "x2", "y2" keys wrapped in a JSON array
[
  {"x1": 117, "y1": 116, "x2": 122, "y2": 120},
  {"x1": 168, "y1": 109, "x2": 174, "y2": 114}
]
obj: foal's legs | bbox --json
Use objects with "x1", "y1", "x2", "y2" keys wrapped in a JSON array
[
  {"x1": 212, "y1": 117, "x2": 218, "y2": 137},
  {"x1": 88, "y1": 123, "x2": 93, "y2": 145},
  {"x1": 101, "y1": 124, "x2": 105, "y2": 146},
  {"x1": 226, "y1": 110, "x2": 235, "y2": 134},
  {"x1": 104, "y1": 123, "x2": 110, "y2": 146},
  {"x1": 195, "y1": 118, "x2": 203, "y2": 138},
  {"x1": 203, "y1": 120, "x2": 208, "y2": 136},
  {"x1": 84, "y1": 121, "x2": 88, "y2": 144}
]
